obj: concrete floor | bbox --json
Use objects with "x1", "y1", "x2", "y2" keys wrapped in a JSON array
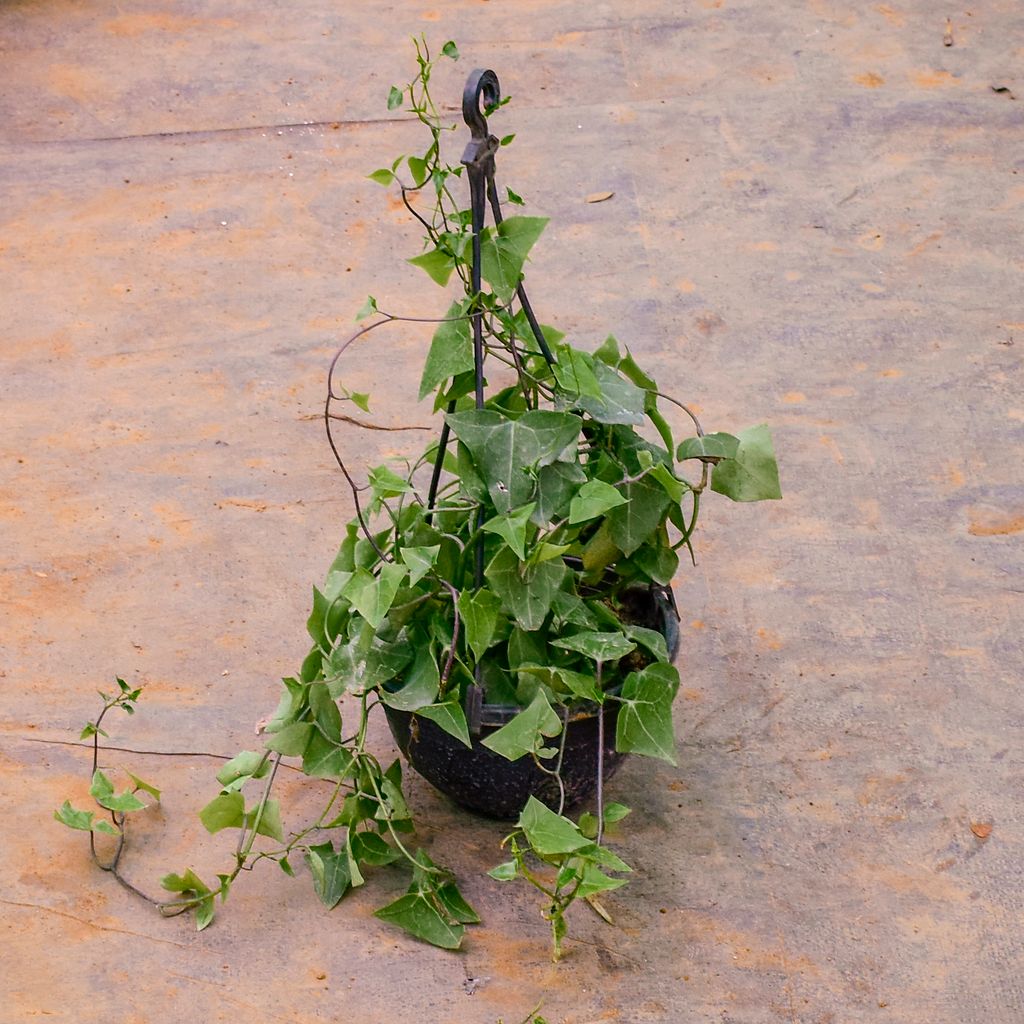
[{"x1": 2, "y1": 2, "x2": 1023, "y2": 1021}]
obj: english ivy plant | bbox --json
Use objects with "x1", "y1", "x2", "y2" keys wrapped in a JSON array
[{"x1": 56, "y1": 37, "x2": 780, "y2": 960}]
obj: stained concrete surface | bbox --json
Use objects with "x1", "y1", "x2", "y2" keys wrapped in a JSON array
[{"x1": 2, "y1": 2, "x2": 1023, "y2": 1022}]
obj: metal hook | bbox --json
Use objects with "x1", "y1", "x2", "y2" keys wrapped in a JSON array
[{"x1": 462, "y1": 68, "x2": 500, "y2": 141}]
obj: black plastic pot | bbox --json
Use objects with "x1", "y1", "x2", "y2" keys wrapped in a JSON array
[{"x1": 384, "y1": 588, "x2": 680, "y2": 820}]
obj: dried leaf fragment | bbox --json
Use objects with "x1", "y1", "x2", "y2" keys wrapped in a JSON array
[
  {"x1": 585, "y1": 191, "x2": 614, "y2": 204},
  {"x1": 970, "y1": 821, "x2": 992, "y2": 840}
]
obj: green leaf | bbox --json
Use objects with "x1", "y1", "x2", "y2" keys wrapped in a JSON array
[
  {"x1": 399, "y1": 544, "x2": 440, "y2": 586},
  {"x1": 350, "y1": 392, "x2": 371, "y2": 413},
  {"x1": 90, "y1": 770, "x2": 146, "y2": 813},
  {"x1": 553, "y1": 344, "x2": 602, "y2": 400},
  {"x1": 80, "y1": 722, "x2": 97, "y2": 740},
  {"x1": 623, "y1": 624, "x2": 669, "y2": 664},
  {"x1": 199, "y1": 792, "x2": 245, "y2": 834},
  {"x1": 124, "y1": 770, "x2": 161, "y2": 801},
  {"x1": 305, "y1": 841, "x2": 351, "y2": 909},
  {"x1": 615, "y1": 663, "x2": 680, "y2": 764},
  {"x1": 534, "y1": 460, "x2": 587, "y2": 524},
  {"x1": 499, "y1": 133, "x2": 516, "y2": 147},
  {"x1": 605, "y1": 476, "x2": 671, "y2": 556},
  {"x1": 481, "y1": 503, "x2": 535, "y2": 560},
  {"x1": 518, "y1": 796, "x2": 590, "y2": 856},
  {"x1": 54, "y1": 800, "x2": 119, "y2": 835},
  {"x1": 506, "y1": 186, "x2": 524, "y2": 206},
  {"x1": 407, "y1": 155, "x2": 429, "y2": 187},
  {"x1": 264, "y1": 721, "x2": 313, "y2": 757},
  {"x1": 649, "y1": 462, "x2": 687, "y2": 503},
  {"x1": 367, "y1": 168, "x2": 394, "y2": 186},
  {"x1": 458, "y1": 589, "x2": 504, "y2": 662},
  {"x1": 551, "y1": 630, "x2": 636, "y2": 663},
  {"x1": 302, "y1": 730, "x2": 356, "y2": 779},
  {"x1": 436, "y1": 881, "x2": 480, "y2": 924},
  {"x1": 518, "y1": 663, "x2": 602, "y2": 702},
  {"x1": 381, "y1": 646, "x2": 439, "y2": 711},
  {"x1": 481, "y1": 691, "x2": 562, "y2": 761},
  {"x1": 367, "y1": 465, "x2": 415, "y2": 499},
  {"x1": 419, "y1": 300, "x2": 473, "y2": 400},
  {"x1": 484, "y1": 546, "x2": 567, "y2": 631},
  {"x1": 447, "y1": 409, "x2": 582, "y2": 513},
  {"x1": 417, "y1": 699, "x2": 472, "y2": 748},
  {"x1": 373, "y1": 892, "x2": 464, "y2": 949},
  {"x1": 710, "y1": 424, "x2": 782, "y2": 502},
  {"x1": 479, "y1": 216, "x2": 549, "y2": 299},
  {"x1": 582, "y1": 519, "x2": 621, "y2": 573},
  {"x1": 216, "y1": 750, "x2": 269, "y2": 788},
  {"x1": 355, "y1": 295, "x2": 378, "y2": 321},
  {"x1": 488, "y1": 860, "x2": 519, "y2": 881},
  {"x1": 676, "y1": 432, "x2": 740, "y2": 461},
  {"x1": 387, "y1": 85, "x2": 403, "y2": 110},
  {"x1": 568, "y1": 479, "x2": 627, "y2": 524},
  {"x1": 604, "y1": 802, "x2": 631, "y2": 823},
  {"x1": 576, "y1": 361, "x2": 646, "y2": 425},
  {"x1": 441, "y1": 39, "x2": 459, "y2": 59},
  {"x1": 408, "y1": 248, "x2": 456, "y2": 287},
  {"x1": 309, "y1": 681, "x2": 342, "y2": 742},
  {"x1": 351, "y1": 831, "x2": 400, "y2": 867},
  {"x1": 343, "y1": 563, "x2": 408, "y2": 629},
  {"x1": 575, "y1": 862, "x2": 628, "y2": 899},
  {"x1": 246, "y1": 799, "x2": 285, "y2": 842}
]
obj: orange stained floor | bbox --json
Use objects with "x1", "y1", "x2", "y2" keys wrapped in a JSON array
[{"x1": 2, "y1": 2, "x2": 1023, "y2": 1022}]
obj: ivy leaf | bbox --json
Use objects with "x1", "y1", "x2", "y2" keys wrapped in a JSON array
[
  {"x1": 575, "y1": 361, "x2": 646, "y2": 425},
  {"x1": 305, "y1": 841, "x2": 352, "y2": 909},
  {"x1": 551, "y1": 631, "x2": 636, "y2": 663},
  {"x1": 484, "y1": 545, "x2": 567, "y2": 631},
  {"x1": 447, "y1": 409, "x2": 581, "y2": 513},
  {"x1": 381, "y1": 647, "x2": 439, "y2": 712},
  {"x1": 575, "y1": 862, "x2": 628, "y2": 899},
  {"x1": 441, "y1": 40, "x2": 459, "y2": 59},
  {"x1": 518, "y1": 796, "x2": 590, "y2": 856},
  {"x1": 246, "y1": 798, "x2": 285, "y2": 842},
  {"x1": 367, "y1": 168, "x2": 394, "y2": 186},
  {"x1": 367, "y1": 465, "x2": 415, "y2": 500},
  {"x1": 479, "y1": 216, "x2": 549, "y2": 299},
  {"x1": 553, "y1": 344, "x2": 602, "y2": 400},
  {"x1": 124, "y1": 770, "x2": 161, "y2": 802},
  {"x1": 481, "y1": 691, "x2": 562, "y2": 761},
  {"x1": 161, "y1": 868, "x2": 210, "y2": 896},
  {"x1": 217, "y1": 750, "x2": 269, "y2": 788},
  {"x1": 458, "y1": 589, "x2": 504, "y2": 662},
  {"x1": 489, "y1": 860, "x2": 518, "y2": 881},
  {"x1": 407, "y1": 155, "x2": 429, "y2": 187},
  {"x1": 481, "y1": 503, "x2": 535, "y2": 560},
  {"x1": 436, "y1": 881, "x2": 480, "y2": 924},
  {"x1": 534, "y1": 460, "x2": 586, "y2": 524},
  {"x1": 399, "y1": 545, "x2": 440, "y2": 586},
  {"x1": 54, "y1": 801, "x2": 119, "y2": 835},
  {"x1": 506, "y1": 187, "x2": 524, "y2": 206},
  {"x1": 568, "y1": 479, "x2": 627, "y2": 524},
  {"x1": 373, "y1": 892, "x2": 464, "y2": 950},
  {"x1": 622, "y1": 624, "x2": 669, "y2": 664},
  {"x1": 676, "y1": 432, "x2": 740, "y2": 461},
  {"x1": 199, "y1": 792, "x2": 245, "y2": 834},
  {"x1": 417, "y1": 699, "x2": 472, "y2": 748},
  {"x1": 605, "y1": 476, "x2": 671, "y2": 556},
  {"x1": 419, "y1": 300, "x2": 473, "y2": 400},
  {"x1": 615, "y1": 663, "x2": 680, "y2": 764},
  {"x1": 710, "y1": 424, "x2": 782, "y2": 502},
  {"x1": 343, "y1": 563, "x2": 408, "y2": 629},
  {"x1": 264, "y1": 721, "x2": 313, "y2": 756},
  {"x1": 355, "y1": 295, "x2": 378, "y2": 321},
  {"x1": 302, "y1": 731, "x2": 356, "y2": 779},
  {"x1": 90, "y1": 769, "x2": 146, "y2": 813},
  {"x1": 408, "y1": 248, "x2": 456, "y2": 287},
  {"x1": 387, "y1": 85, "x2": 403, "y2": 110}
]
